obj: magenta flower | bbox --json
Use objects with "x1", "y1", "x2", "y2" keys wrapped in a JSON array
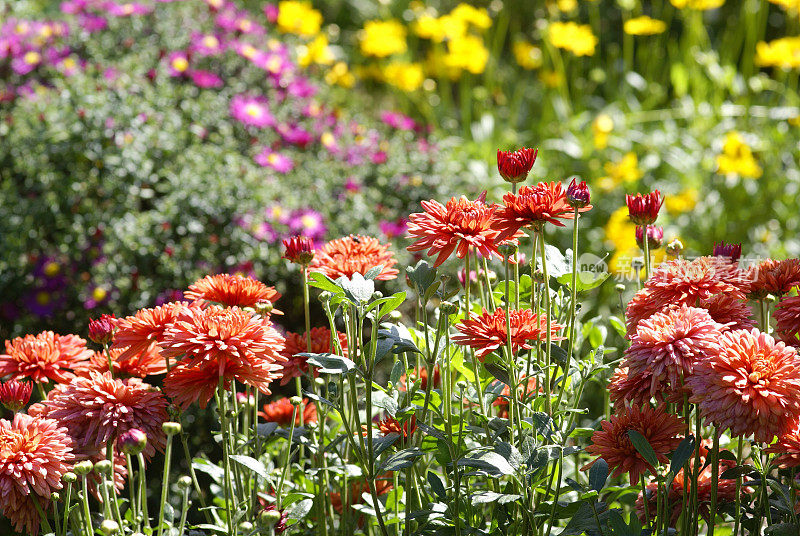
[
  {"x1": 380, "y1": 111, "x2": 416, "y2": 131},
  {"x1": 190, "y1": 69, "x2": 223, "y2": 88},
  {"x1": 278, "y1": 124, "x2": 313, "y2": 148},
  {"x1": 230, "y1": 94, "x2": 274, "y2": 128},
  {"x1": 78, "y1": 13, "x2": 108, "y2": 33},
  {"x1": 191, "y1": 33, "x2": 224, "y2": 56},
  {"x1": 166, "y1": 51, "x2": 190, "y2": 77},
  {"x1": 254, "y1": 148, "x2": 294, "y2": 173},
  {"x1": 264, "y1": 3, "x2": 279, "y2": 22},
  {"x1": 105, "y1": 2, "x2": 153, "y2": 17},
  {"x1": 11, "y1": 50, "x2": 42, "y2": 75},
  {"x1": 288, "y1": 209, "x2": 326, "y2": 241},
  {"x1": 380, "y1": 219, "x2": 408, "y2": 239}
]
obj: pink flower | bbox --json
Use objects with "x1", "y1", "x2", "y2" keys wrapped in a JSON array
[
  {"x1": 230, "y1": 94, "x2": 274, "y2": 128},
  {"x1": 105, "y1": 2, "x2": 153, "y2": 17},
  {"x1": 166, "y1": 51, "x2": 190, "y2": 77},
  {"x1": 189, "y1": 69, "x2": 223, "y2": 88},
  {"x1": 254, "y1": 148, "x2": 293, "y2": 173}
]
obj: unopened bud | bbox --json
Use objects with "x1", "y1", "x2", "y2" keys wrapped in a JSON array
[
  {"x1": 439, "y1": 301, "x2": 458, "y2": 316},
  {"x1": 665, "y1": 238, "x2": 684, "y2": 257},
  {"x1": 94, "y1": 460, "x2": 112, "y2": 475},
  {"x1": 63, "y1": 472, "x2": 78, "y2": 484},
  {"x1": 162, "y1": 422, "x2": 182, "y2": 436},
  {"x1": 100, "y1": 519, "x2": 119, "y2": 535},
  {"x1": 255, "y1": 301, "x2": 274, "y2": 316},
  {"x1": 118, "y1": 429, "x2": 147, "y2": 456},
  {"x1": 497, "y1": 242, "x2": 518, "y2": 258},
  {"x1": 290, "y1": 396, "x2": 303, "y2": 407},
  {"x1": 74, "y1": 460, "x2": 94, "y2": 475},
  {"x1": 177, "y1": 476, "x2": 192, "y2": 489}
]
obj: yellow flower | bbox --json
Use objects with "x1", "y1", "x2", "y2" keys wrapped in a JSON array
[
  {"x1": 716, "y1": 131, "x2": 762, "y2": 178},
  {"x1": 325, "y1": 62, "x2": 355, "y2": 88},
  {"x1": 789, "y1": 114, "x2": 800, "y2": 126},
  {"x1": 444, "y1": 35, "x2": 489, "y2": 74},
  {"x1": 425, "y1": 49, "x2": 463, "y2": 80},
  {"x1": 298, "y1": 34, "x2": 334, "y2": 67},
  {"x1": 360, "y1": 20, "x2": 407, "y2": 57},
  {"x1": 605, "y1": 206, "x2": 638, "y2": 274},
  {"x1": 592, "y1": 113, "x2": 614, "y2": 149},
  {"x1": 669, "y1": 0, "x2": 725, "y2": 8},
  {"x1": 624, "y1": 16, "x2": 667, "y2": 36},
  {"x1": 383, "y1": 61, "x2": 424, "y2": 92},
  {"x1": 413, "y1": 14, "x2": 445, "y2": 42},
  {"x1": 539, "y1": 69, "x2": 563, "y2": 87},
  {"x1": 664, "y1": 188, "x2": 698, "y2": 215},
  {"x1": 513, "y1": 40, "x2": 542, "y2": 70},
  {"x1": 450, "y1": 4, "x2": 492, "y2": 30},
  {"x1": 599, "y1": 153, "x2": 643, "y2": 191},
  {"x1": 548, "y1": 22, "x2": 597, "y2": 57},
  {"x1": 557, "y1": 0, "x2": 578, "y2": 12},
  {"x1": 277, "y1": 1, "x2": 322, "y2": 36},
  {"x1": 755, "y1": 37, "x2": 800, "y2": 69},
  {"x1": 769, "y1": 0, "x2": 800, "y2": 11},
  {"x1": 439, "y1": 14, "x2": 469, "y2": 39}
]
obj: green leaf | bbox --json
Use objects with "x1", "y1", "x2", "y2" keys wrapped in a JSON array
[
  {"x1": 765, "y1": 524, "x2": 800, "y2": 536},
  {"x1": 192, "y1": 524, "x2": 228, "y2": 534},
  {"x1": 484, "y1": 364, "x2": 509, "y2": 386},
  {"x1": 471, "y1": 491, "x2": 521, "y2": 505},
  {"x1": 427, "y1": 471, "x2": 446, "y2": 500},
  {"x1": 308, "y1": 272, "x2": 343, "y2": 293},
  {"x1": 229, "y1": 455, "x2": 269, "y2": 480},
  {"x1": 192, "y1": 458, "x2": 223, "y2": 481},
  {"x1": 531, "y1": 412, "x2": 555, "y2": 440},
  {"x1": 389, "y1": 360, "x2": 404, "y2": 387},
  {"x1": 669, "y1": 435, "x2": 695, "y2": 476},
  {"x1": 287, "y1": 498, "x2": 314, "y2": 521},
  {"x1": 378, "y1": 324, "x2": 421, "y2": 354},
  {"x1": 378, "y1": 447, "x2": 424, "y2": 472},
  {"x1": 556, "y1": 271, "x2": 610, "y2": 293},
  {"x1": 588, "y1": 458, "x2": 609, "y2": 492},
  {"x1": 406, "y1": 260, "x2": 438, "y2": 294},
  {"x1": 539, "y1": 245, "x2": 570, "y2": 278},
  {"x1": 627, "y1": 430, "x2": 659, "y2": 469},
  {"x1": 372, "y1": 433, "x2": 399, "y2": 459},
  {"x1": 377, "y1": 291, "x2": 406, "y2": 318},
  {"x1": 341, "y1": 272, "x2": 374, "y2": 303},
  {"x1": 364, "y1": 265, "x2": 384, "y2": 280},
  {"x1": 609, "y1": 316, "x2": 627, "y2": 338},
  {"x1": 303, "y1": 353, "x2": 357, "y2": 374},
  {"x1": 458, "y1": 452, "x2": 515, "y2": 477}
]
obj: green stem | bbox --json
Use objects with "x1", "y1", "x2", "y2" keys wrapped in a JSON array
[
  {"x1": 81, "y1": 475, "x2": 94, "y2": 536},
  {"x1": 539, "y1": 228, "x2": 552, "y2": 415},
  {"x1": 217, "y1": 378, "x2": 234, "y2": 536},
  {"x1": 31, "y1": 494, "x2": 53, "y2": 535},
  {"x1": 158, "y1": 434, "x2": 174, "y2": 536},
  {"x1": 179, "y1": 429, "x2": 213, "y2": 524},
  {"x1": 61, "y1": 480, "x2": 73, "y2": 536},
  {"x1": 642, "y1": 224, "x2": 651, "y2": 281},
  {"x1": 555, "y1": 208, "x2": 580, "y2": 417},
  {"x1": 640, "y1": 473, "x2": 651, "y2": 528},
  {"x1": 708, "y1": 426, "x2": 720, "y2": 535},
  {"x1": 138, "y1": 453, "x2": 150, "y2": 531},
  {"x1": 177, "y1": 486, "x2": 190, "y2": 536}
]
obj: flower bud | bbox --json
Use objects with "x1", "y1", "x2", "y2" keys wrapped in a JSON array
[
  {"x1": 665, "y1": 238, "x2": 684, "y2": 257},
  {"x1": 388, "y1": 310, "x2": 402, "y2": 321},
  {"x1": 318, "y1": 291, "x2": 333, "y2": 303},
  {"x1": 239, "y1": 521, "x2": 254, "y2": 532},
  {"x1": 88, "y1": 314, "x2": 116, "y2": 345},
  {"x1": 282, "y1": 236, "x2": 315, "y2": 266},
  {"x1": 566, "y1": 178, "x2": 590, "y2": 209},
  {"x1": 626, "y1": 190, "x2": 663, "y2": 226},
  {"x1": 255, "y1": 301, "x2": 274, "y2": 316},
  {"x1": 100, "y1": 519, "x2": 119, "y2": 535},
  {"x1": 63, "y1": 472, "x2": 78, "y2": 484},
  {"x1": 260, "y1": 507, "x2": 283, "y2": 527},
  {"x1": 162, "y1": 421, "x2": 182, "y2": 436},
  {"x1": 635, "y1": 225, "x2": 664, "y2": 250},
  {"x1": 94, "y1": 460, "x2": 113, "y2": 475},
  {"x1": 74, "y1": 460, "x2": 94, "y2": 475},
  {"x1": 118, "y1": 429, "x2": 147, "y2": 456},
  {"x1": 289, "y1": 396, "x2": 303, "y2": 407},
  {"x1": 497, "y1": 147, "x2": 538, "y2": 183},
  {"x1": 497, "y1": 242, "x2": 518, "y2": 258},
  {"x1": 713, "y1": 241, "x2": 742, "y2": 263},
  {"x1": 51, "y1": 492, "x2": 60, "y2": 501},
  {"x1": 177, "y1": 476, "x2": 193, "y2": 489},
  {"x1": 0, "y1": 380, "x2": 32, "y2": 412},
  {"x1": 615, "y1": 283, "x2": 626, "y2": 293},
  {"x1": 439, "y1": 301, "x2": 459, "y2": 316}
]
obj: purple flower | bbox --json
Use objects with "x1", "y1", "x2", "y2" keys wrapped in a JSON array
[
  {"x1": 191, "y1": 33, "x2": 224, "y2": 56},
  {"x1": 189, "y1": 70, "x2": 223, "y2": 88},
  {"x1": 254, "y1": 148, "x2": 293, "y2": 173},
  {"x1": 23, "y1": 287, "x2": 65, "y2": 318},
  {"x1": 230, "y1": 94, "x2": 274, "y2": 128},
  {"x1": 155, "y1": 289, "x2": 184, "y2": 306},
  {"x1": 371, "y1": 151, "x2": 388, "y2": 164},
  {"x1": 278, "y1": 124, "x2": 313, "y2": 148},
  {"x1": 166, "y1": 51, "x2": 190, "y2": 77},
  {"x1": 380, "y1": 219, "x2": 408, "y2": 239},
  {"x1": 380, "y1": 111, "x2": 416, "y2": 131},
  {"x1": 78, "y1": 14, "x2": 108, "y2": 33},
  {"x1": 344, "y1": 177, "x2": 361, "y2": 193},
  {"x1": 264, "y1": 4, "x2": 279, "y2": 23},
  {"x1": 286, "y1": 76, "x2": 316, "y2": 98},
  {"x1": 105, "y1": 2, "x2": 153, "y2": 17},
  {"x1": 11, "y1": 50, "x2": 42, "y2": 75},
  {"x1": 288, "y1": 209, "x2": 326, "y2": 242},
  {"x1": 61, "y1": 0, "x2": 88, "y2": 14},
  {"x1": 253, "y1": 222, "x2": 279, "y2": 243}
]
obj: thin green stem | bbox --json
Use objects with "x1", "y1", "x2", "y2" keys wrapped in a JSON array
[
  {"x1": 80, "y1": 475, "x2": 94, "y2": 536},
  {"x1": 138, "y1": 453, "x2": 150, "y2": 531},
  {"x1": 177, "y1": 486, "x2": 190, "y2": 536},
  {"x1": 217, "y1": 378, "x2": 234, "y2": 536},
  {"x1": 539, "y1": 228, "x2": 552, "y2": 415},
  {"x1": 61, "y1": 480, "x2": 73, "y2": 536},
  {"x1": 158, "y1": 433, "x2": 174, "y2": 536},
  {"x1": 179, "y1": 429, "x2": 213, "y2": 524}
]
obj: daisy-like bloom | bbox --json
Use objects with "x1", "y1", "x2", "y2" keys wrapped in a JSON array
[
  {"x1": 310, "y1": 235, "x2": 399, "y2": 280},
  {"x1": 378, "y1": 414, "x2": 416, "y2": 447},
  {"x1": 161, "y1": 307, "x2": 286, "y2": 408},
  {"x1": 279, "y1": 327, "x2": 348, "y2": 386},
  {"x1": 398, "y1": 366, "x2": 440, "y2": 391},
  {"x1": 83, "y1": 345, "x2": 168, "y2": 378},
  {"x1": 746, "y1": 258, "x2": 800, "y2": 299},
  {"x1": 230, "y1": 94, "x2": 274, "y2": 128},
  {"x1": 776, "y1": 296, "x2": 800, "y2": 347},
  {"x1": 0, "y1": 380, "x2": 32, "y2": 412},
  {"x1": 453, "y1": 308, "x2": 564, "y2": 361},
  {"x1": 583, "y1": 404, "x2": 684, "y2": 485},
  {"x1": 105, "y1": 2, "x2": 153, "y2": 16},
  {"x1": 566, "y1": 177, "x2": 591, "y2": 209},
  {"x1": 407, "y1": 192, "x2": 502, "y2": 267},
  {"x1": 0, "y1": 413, "x2": 74, "y2": 536},
  {"x1": 713, "y1": 241, "x2": 742, "y2": 263},
  {"x1": 608, "y1": 366, "x2": 674, "y2": 408},
  {"x1": 45, "y1": 371, "x2": 168, "y2": 459},
  {"x1": 626, "y1": 190, "x2": 663, "y2": 226},
  {"x1": 625, "y1": 305, "x2": 723, "y2": 398},
  {"x1": 700, "y1": 294, "x2": 756, "y2": 332},
  {"x1": 189, "y1": 69, "x2": 224, "y2": 88},
  {"x1": 497, "y1": 147, "x2": 538, "y2": 183},
  {"x1": 282, "y1": 236, "x2": 315, "y2": 265},
  {"x1": 185, "y1": 273, "x2": 281, "y2": 311},
  {"x1": 112, "y1": 302, "x2": 188, "y2": 361},
  {"x1": 765, "y1": 426, "x2": 800, "y2": 468},
  {"x1": 492, "y1": 181, "x2": 587, "y2": 241},
  {"x1": 0, "y1": 331, "x2": 93, "y2": 384},
  {"x1": 687, "y1": 329, "x2": 800, "y2": 443},
  {"x1": 166, "y1": 51, "x2": 190, "y2": 77},
  {"x1": 87, "y1": 314, "x2": 116, "y2": 345},
  {"x1": 259, "y1": 397, "x2": 317, "y2": 426}
]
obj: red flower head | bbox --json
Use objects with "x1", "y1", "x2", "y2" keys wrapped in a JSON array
[
  {"x1": 88, "y1": 314, "x2": 117, "y2": 345},
  {"x1": 635, "y1": 225, "x2": 664, "y2": 250},
  {"x1": 492, "y1": 181, "x2": 585, "y2": 241},
  {"x1": 493, "y1": 376, "x2": 540, "y2": 418},
  {"x1": 608, "y1": 366, "x2": 675, "y2": 408},
  {"x1": 626, "y1": 190, "x2": 663, "y2": 226},
  {"x1": 84, "y1": 345, "x2": 168, "y2": 378},
  {"x1": 776, "y1": 295, "x2": 800, "y2": 348},
  {"x1": 746, "y1": 258, "x2": 800, "y2": 299},
  {"x1": 259, "y1": 397, "x2": 317, "y2": 426},
  {"x1": 282, "y1": 236, "x2": 315, "y2": 265},
  {"x1": 713, "y1": 241, "x2": 742, "y2": 263},
  {"x1": 407, "y1": 192, "x2": 502, "y2": 267},
  {"x1": 378, "y1": 414, "x2": 416, "y2": 447},
  {"x1": 583, "y1": 404, "x2": 684, "y2": 485},
  {"x1": 497, "y1": 147, "x2": 538, "y2": 183},
  {"x1": 185, "y1": 273, "x2": 282, "y2": 312},
  {"x1": 566, "y1": 177, "x2": 591, "y2": 210},
  {"x1": 279, "y1": 327, "x2": 348, "y2": 386},
  {"x1": 44, "y1": 371, "x2": 168, "y2": 459},
  {"x1": 112, "y1": 302, "x2": 189, "y2": 361},
  {"x1": 311, "y1": 235, "x2": 399, "y2": 280},
  {"x1": 765, "y1": 426, "x2": 800, "y2": 468},
  {"x1": 687, "y1": 329, "x2": 800, "y2": 443},
  {"x1": 330, "y1": 475, "x2": 393, "y2": 514},
  {"x1": 398, "y1": 366, "x2": 440, "y2": 391},
  {"x1": 453, "y1": 308, "x2": 564, "y2": 361},
  {"x1": 0, "y1": 380, "x2": 32, "y2": 412},
  {"x1": 0, "y1": 331, "x2": 93, "y2": 384},
  {"x1": 0, "y1": 414, "x2": 74, "y2": 536}
]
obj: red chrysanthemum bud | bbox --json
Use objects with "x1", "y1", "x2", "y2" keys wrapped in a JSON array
[
  {"x1": 117, "y1": 428, "x2": 148, "y2": 455},
  {"x1": 566, "y1": 178, "x2": 591, "y2": 209},
  {"x1": 282, "y1": 236, "x2": 315, "y2": 265},
  {"x1": 497, "y1": 147, "x2": 538, "y2": 183},
  {"x1": 626, "y1": 190, "x2": 664, "y2": 226},
  {"x1": 713, "y1": 241, "x2": 742, "y2": 263},
  {"x1": 636, "y1": 226, "x2": 664, "y2": 250},
  {"x1": 0, "y1": 380, "x2": 32, "y2": 412},
  {"x1": 88, "y1": 314, "x2": 116, "y2": 345}
]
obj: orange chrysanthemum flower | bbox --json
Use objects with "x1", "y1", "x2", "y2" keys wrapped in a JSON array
[
  {"x1": 493, "y1": 376, "x2": 540, "y2": 418},
  {"x1": 776, "y1": 295, "x2": 800, "y2": 348},
  {"x1": 0, "y1": 414, "x2": 74, "y2": 536},
  {"x1": 583, "y1": 404, "x2": 684, "y2": 485},
  {"x1": 492, "y1": 181, "x2": 585, "y2": 241},
  {"x1": 378, "y1": 415, "x2": 416, "y2": 447},
  {"x1": 398, "y1": 366, "x2": 440, "y2": 391},
  {"x1": 700, "y1": 294, "x2": 756, "y2": 332},
  {"x1": 44, "y1": 371, "x2": 168, "y2": 459},
  {"x1": 407, "y1": 192, "x2": 502, "y2": 267},
  {"x1": 330, "y1": 475, "x2": 393, "y2": 514},
  {"x1": 608, "y1": 366, "x2": 674, "y2": 408},
  {"x1": 0, "y1": 331, "x2": 93, "y2": 384},
  {"x1": 765, "y1": 426, "x2": 800, "y2": 468},
  {"x1": 259, "y1": 397, "x2": 318, "y2": 426},
  {"x1": 83, "y1": 345, "x2": 168, "y2": 378},
  {"x1": 310, "y1": 235, "x2": 399, "y2": 280},
  {"x1": 279, "y1": 327, "x2": 348, "y2": 386},
  {"x1": 746, "y1": 258, "x2": 800, "y2": 299},
  {"x1": 453, "y1": 308, "x2": 564, "y2": 360},
  {"x1": 185, "y1": 273, "x2": 282, "y2": 311},
  {"x1": 625, "y1": 305, "x2": 723, "y2": 398},
  {"x1": 112, "y1": 302, "x2": 189, "y2": 361},
  {"x1": 687, "y1": 329, "x2": 800, "y2": 442}
]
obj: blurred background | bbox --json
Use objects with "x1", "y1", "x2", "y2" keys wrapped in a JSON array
[{"x1": 1, "y1": 0, "x2": 799, "y2": 340}]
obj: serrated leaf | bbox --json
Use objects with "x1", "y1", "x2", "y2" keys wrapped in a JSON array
[
  {"x1": 627, "y1": 430, "x2": 659, "y2": 469},
  {"x1": 229, "y1": 455, "x2": 269, "y2": 480}
]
